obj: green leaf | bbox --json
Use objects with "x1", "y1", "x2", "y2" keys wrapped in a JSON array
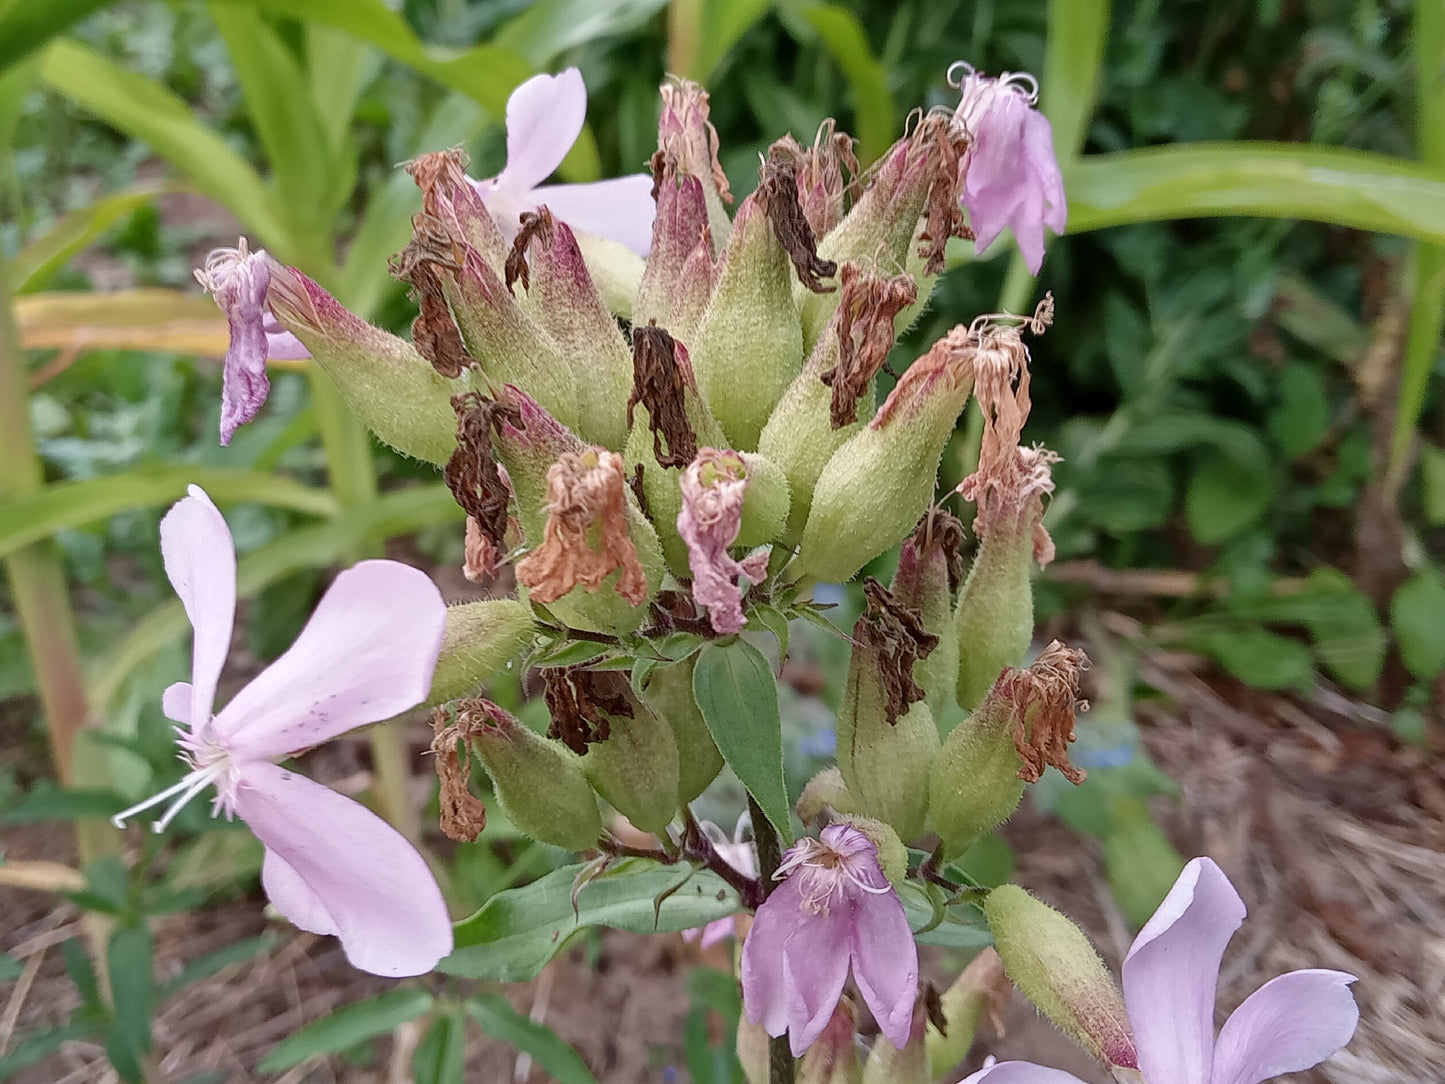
[
  {"x1": 258, "y1": 989, "x2": 434, "y2": 1072},
  {"x1": 1190, "y1": 626, "x2": 1314, "y2": 690},
  {"x1": 1391, "y1": 569, "x2": 1445, "y2": 681},
  {"x1": 39, "y1": 39, "x2": 287, "y2": 252},
  {"x1": 157, "y1": 936, "x2": 273, "y2": 1003},
  {"x1": 466, "y1": 995, "x2": 599, "y2": 1084},
  {"x1": 444, "y1": 860, "x2": 738, "y2": 982},
  {"x1": 0, "y1": 1023, "x2": 97, "y2": 1078},
  {"x1": 1268, "y1": 361, "x2": 1332, "y2": 459},
  {"x1": 0, "y1": 784, "x2": 127, "y2": 824},
  {"x1": 9, "y1": 185, "x2": 171, "y2": 293},
  {"x1": 798, "y1": 5, "x2": 893, "y2": 164},
  {"x1": 0, "y1": 0, "x2": 110, "y2": 71},
  {"x1": 896, "y1": 883, "x2": 991, "y2": 949},
  {"x1": 692, "y1": 640, "x2": 791, "y2": 841},
  {"x1": 89, "y1": 485, "x2": 462, "y2": 710},
  {"x1": 412, "y1": 1013, "x2": 467, "y2": 1084},
  {"x1": 1185, "y1": 449, "x2": 1274, "y2": 544},
  {"x1": 1043, "y1": 0, "x2": 1109, "y2": 160},
  {"x1": 106, "y1": 925, "x2": 155, "y2": 1068},
  {"x1": 1102, "y1": 797, "x2": 1186, "y2": 928},
  {"x1": 495, "y1": 0, "x2": 668, "y2": 67},
  {"x1": 672, "y1": 0, "x2": 773, "y2": 83},
  {"x1": 0, "y1": 466, "x2": 339, "y2": 562},
  {"x1": 1067, "y1": 144, "x2": 1445, "y2": 245}
]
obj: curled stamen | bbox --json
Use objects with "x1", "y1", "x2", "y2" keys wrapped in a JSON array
[
  {"x1": 111, "y1": 762, "x2": 227, "y2": 830},
  {"x1": 967, "y1": 293, "x2": 1055, "y2": 340},
  {"x1": 946, "y1": 61, "x2": 976, "y2": 88},
  {"x1": 995, "y1": 70, "x2": 1040, "y2": 102}
]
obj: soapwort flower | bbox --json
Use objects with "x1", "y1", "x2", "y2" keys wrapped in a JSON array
[
  {"x1": 683, "y1": 816, "x2": 756, "y2": 949},
  {"x1": 949, "y1": 63, "x2": 1067, "y2": 274},
  {"x1": 112, "y1": 486, "x2": 453, "y2": 977},
  {"x1": 468, "y1": 68, "x2": 655, "y2": 255},
  {"x1": 193, "y1": 241, "x2": 309, "y2": 445},
  {"x1": 967, "y1": 857, "x2": 1359, "y2": 1084},
  {"x1": 741, "y1": 824, "x2": 917, "y2": 1056}
]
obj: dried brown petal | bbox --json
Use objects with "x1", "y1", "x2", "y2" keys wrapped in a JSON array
[
  {"x1": 542, "y1": 668, "x2": 633, "y2": 754},
  {"x1": 627, "y1": 322, "x2": 699, "y2": 468},
  {"x1": 659, "y1": 79, "x2": 732, "y2": 204},
  {"x1": 406, "y1": 148, "x2": 471, "y2": 220},
  {"x1": 390, "y1": 213, "x2": 472, "y2": 378},
  {"x1": 1008, "y1": 639, "x2": 1088, "y2": 784},
  {"x1": 818, "y1": 262, "x2": 919, "y2": 427},
  {"x1": 910, "y1": 507, "x2": 966, "y2": 594},
  {"x1": 430, "y1": 706, "x2": 488, "y2": 841},
  {"x1": 914, "y1": 113, "x2": 976, "y2": 276},
  {"x1": 444, "y1": 392, "x2": 517, "y2": 555},
  {"x1": 515, "y1": 449, "x2": 648, "y2": 605},
  {"x1": 758, "y1": 143, "x2": 837, "y2": 293},
  {"x1": 855, "y1": 577, "x2": 940, "y2": 727},
  {"x1": 504, "y1": 209, "x2": 555, "y2": 294}
]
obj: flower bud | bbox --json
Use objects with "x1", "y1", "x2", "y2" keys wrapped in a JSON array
[
  {"x1": 406, "y1": 148, "x2": 509, "y2": 274},
  {"x1": 924, "y1": 948, "x2": 1011, "y2": 1077},
  {"x1": 737, "y1": 1015, "x2": 771, "y2": 1084},
  {"x1": 545, "y1": 670, "x2": 680, "y2": 835},
  {"x1": 465, "y1": 699, "x2": 602, "y2": 851},
  {"x1": 658, "y1": 77, "x2": 733, "y2": 250},
  {"x1": 265, "y1": 262, "x2": 459, "y2": 464},
  {"x1": 635, "y1": 168, "x2": 715, "y2": 342},
  {"x1": 638, "y1": 656, "x2": 722, "y2": 805},
  {"x1": 686, "y1": 193, "x2": 806, "y2": 451},
  {"x1": 952, "y1": 517, "x2": 1034, "y2": 711},
  {"x1": 930, "y1": 642, "x2": 1088, "y2": 858},
  {"x1": 797, "y1": 766, "x2": 857, "y2": 825},
  {"x1": 799, "y1": 999, "x2": 863, "y2": 1084},
  {"x1": 793, "y1": 327, "x2": 976, "y2": 584},
  {"x1": 835, "y1": 580, "x2": 941, "y2": 841},
  {"x1": 891, "y1": 510, "x2": 964, "y2": 726},
  {"x1": 427, "y1": 599, "x2": 536, "y2": 705},
  {"x1": 508, "y1": 210, "x2": 633, "y2": 450},
  {"x1": 861, "y1": 992, "x2": 928, "y2": 1084},
  {"x1": 574, "y1": 231, "x2": 644, "y2": 321},
  {"x1": 834, "y1": 815, "x2": 907, "y2": 888},
  {"x1": 759, "y1": 263, "x2": 917, "y2": 543},
  {"x1": 983, "y1": 884, "x2": 1138, "y2": 1074}
]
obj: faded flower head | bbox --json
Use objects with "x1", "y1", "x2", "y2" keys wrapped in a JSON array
[
  {"x1": 194, "y1": 240, "x2": 309, "y2": 444},
  {"x1": 658, "y1": 76, "x2": 732, "y2": 207},
  {"x1": 948, "y1": 63, "x2": 1067, "y2": 274},
  {"x1": 468, "y1": 68, "x2": 655, "y2": 255},
  {"x1": 112, "y1": 486, "x2": 451, "y2": 977},
  {"x1": 515, "y1": 447, "x2": 647, "y2": 605},
  {"x1": 970, "y1": 858, "x2": 1359, "y2": 1084},
  {"x1": 741, "y1": 823, "x2": 918, "y2": 1057},
  {"x1": 677, "y1": 448, "x2": 769, "y2": 635}
]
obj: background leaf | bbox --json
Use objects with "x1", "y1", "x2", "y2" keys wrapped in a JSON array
[
  {"x1": 258, "y1": 989, "x2": 433, "y2": 1072},
  {"x1": 466, "y1": 995, "x2": 599, "y2": 1084}
]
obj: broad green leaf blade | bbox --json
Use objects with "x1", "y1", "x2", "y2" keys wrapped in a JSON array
[
  {"x1": 1391, "y1": 569, "x2": 1445, "y2": 681},
  {"x1": 691, "y1": 640, "x2": 791, "y2": 841},
  {"x1": 466, "y1": 995, "x2": 599, "y2": 1084},
  {"x1": 1067, "y1": 144, "x2": 1445, "y2": 245},
  {"x1": 106, "y1": 925, "x2": 155, "y2": 1072},
  {"x1": 799, "y1": 5, "x2": 893, "y2": 164},
  {"x1": 444, "y1": 860, "x2": 738, "y2": 982},
  {"x1": 0, "y1": 467, "x2": 339, "y2": 561},
  {"x1": 1188, "y1": 626, "x2": 1314, "y2": 691},
  {"x1": 88, "y1": 485, "x2": 462, "y2": 710},
  {"x1": 0, "y1": 0, "x2": 109, "y2": 71},
  {"x1": 9, "y1": 186, "x2": 171, "y2": 293},
  {"x1": 1184, "y1": 449, "x2": 1275, "y2": 545},
  {"x1": 258, "y1": 989, "x2": 434, "y2": 1072},
  {"x1": 495, "y1": 0, "x2": 668, "y2": 67},
  {"x1": 412, "y1": 1013, "x2": 468, "y2": 1084},
  {"x1": 1043, "y1": 0, "x2": 1109, "y2": 161},
  {"x1": 39, "y1": 39, "x2": 287, "y2": 252}
]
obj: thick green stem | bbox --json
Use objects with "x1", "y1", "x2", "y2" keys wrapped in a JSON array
[{"x1": 747, "y1": 792, "x2": 795, "y2": 1084}]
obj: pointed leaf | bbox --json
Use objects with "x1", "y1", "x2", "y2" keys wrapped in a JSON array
[
  {"x1": 412, "y1": 1013, "x2": 468, "y2": 1084},
  {"x1": 258, "y1": 989, "x2": 434, "y2": 1071},
  {"x1": 466, "y1": 995, "x2": 599, "y2": 1084},
  {"x1": 9, "y1": 185, "x2": 172, "y2": 293}
]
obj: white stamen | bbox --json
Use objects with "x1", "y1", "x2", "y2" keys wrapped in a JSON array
[{"x1": 111, "y1": 761, "x2": 227, "y2": 832}]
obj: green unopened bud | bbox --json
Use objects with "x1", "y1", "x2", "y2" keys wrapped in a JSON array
[
  {"x1": 266, "y1": 265, "x2": 458, "y2": 464},
  {"x1": 466, "y1": 700, "x2": 602, "y2": 851},
  {"x1": 799, "y1": 999, "x2": 863, "y2": 1084},
  {"x1": 687, "y1": 194, "x2": 806, "y2": 451},
  {"x1": 931, "y1": 642, "x2": 1089, "y2": 858},
  {"x1": 835, "y1": 580, "x2": 941, "y2": 841},
  {"x1": 892, "y1": 511, "x2": 965, "y2": 726},
  {"x1": 953, "y1": 514, "x2": 1034, "y2": 711},
  {"x1": 793, "y1": 327, "x2": 976, "y2": 584},
  {"x1": 511, "y1": 212, "x2": 633, "y2": 450},
  {"x1": 574, "y1": 231, "x2": 643, "y2": 322},
  {"x1": 861, "y1": 993, "x2": 928, "y2": 1084},
  {"x1": 549, "y1": 673, "x2": 680, "y2": 835},
  {"x1": 639, "y1": 656, "x2": 722, "y2": 805},
  {"x1": 427, "y1": 599, "x2": 536, "y2": 705},
  {"x1": 924, "y1": 949, "x2": 1011, "y2": 1077},
  {"x1": 635, "y1": 169, "x2": 715, "y2": 343},
  {"x1": 984, "y1": 885, "x2": 1138, "y2": 1074},
  {"x1": 835, "y1": 815, "x2": 907, "y2": 887},
  {"x1": 797, "y1": 766, "x2": 857, "y2": 825},
  {"x1": 736, "y1": 1015, "x2": 771, "y2": 1084}
]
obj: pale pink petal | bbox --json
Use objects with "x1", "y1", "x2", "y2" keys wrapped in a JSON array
[
  {"x1": 159, "y1": 485, "x2": 236, "y2": 730},
  {"x1": 210, "y1": 560, "x2": 446, "y2": 759},
  {"x1": 958, "y1": 1062, "x2": 1091, "y2": 1084},
  {"x1": 781, "y1": 905, "x2": 853, "y2": 1056},
  {"x1": 741, "y1": 876, "x2": 819, "y2": 1038},
  {"x1": 162, "y1": 681, "x2": 192, "y2": 725},
  {"x1": 1123, "y1": 857, "x2": 1246, "y2": 1084},
  {"x1": 209, "y1": 256, "x2": 273, "y2": 444},
  {"x1": 263, "y1": 313, "x2": 311, "y2": 360},
  {"x1": 697, "y1": 916, "x2": 738, "y2": 950},
  {"x1": 500, "y1": 68, "x2": 588, "y2": 193},
  {"x1": 1210, "y1": 970, "x2": 1359, "y2": 1084},
  {"x1": 234, "y1": 760, "x2": 452, "y2": 977},
  {"x1": 848, "y1": 888, "x2": 918, "y2": 1049},
  {"x1": 531, "y1": 175, "x2": 657, "y2": 256}
]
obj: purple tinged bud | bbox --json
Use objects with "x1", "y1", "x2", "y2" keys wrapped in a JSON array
[
  {"x1": 861, "y1": 992, "x2": 929, "y2": 1084},
  {"x1": 798, "y1": 999, "x2": 864, "y2": 1084},
  {"x1": 658, "y1": 78, "x2": 733, "y2": 250},
  {"x1": 983, "y1": 884, "x2": 1139, "y2": 1074},
  {"x1": 635, "y1": 171, "x2": 714, "y2": 339}
]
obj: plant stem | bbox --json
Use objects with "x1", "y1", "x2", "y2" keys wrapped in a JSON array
[{"x1": 746, "y1": 793, "x2": 796, "y2": 1084}]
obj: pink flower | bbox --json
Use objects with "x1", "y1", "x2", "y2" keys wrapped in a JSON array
[
  {"x1": 949, "y1": 63, "x2": 1067, "y2": 275},
  {"x1": 963, "y1": 857, "x2": 1359, "y2": 1084},
  {"x1": 741, "y1": 824, "x2": 918, "y2": 1057},
  {"x1": 683, "y1": 817, "x2": 756, "y2": 948},
  {"x1": 112, "y1": 486, "x2": 453, "y2": 977},
  {"x1": 677, "y1": 449, "x2": 769, "y2": 635},
  {"x1": 468, "y1": 68, "x2": 655, "y2": 256},
  {"x1": 194, "y1": 241, "x2": 310, "y2": 445}
]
